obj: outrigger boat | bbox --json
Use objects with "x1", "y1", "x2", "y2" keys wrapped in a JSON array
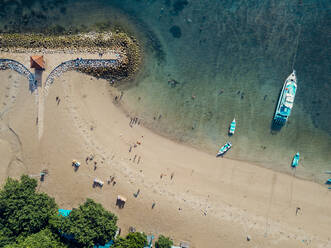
[
  {"x1": 273, "y1": 70, "x2": 297, "y2": 126},
  {"x1": 229, "y1": 118, "x2": 236, "y2": 135},
  {"x1": 291, "y1": 152, "x2": 300, "y2": 168},
  {"x1": 217, "y1": 142, "x2": 232, "y2": 157}
]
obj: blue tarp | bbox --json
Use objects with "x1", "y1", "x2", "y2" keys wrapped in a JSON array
[
  {"x1": 58, "y1": 209, "x2": 74, "y2": 240},
  {"x1": 94, "y1": 240, "x2": 114, "y2": 248},
  {"x1": 143, "y1": 235, "x2": 154, "y2": 248},
  {"x1": 58, "y1": 209, "x2": 72, "y2": 217}
]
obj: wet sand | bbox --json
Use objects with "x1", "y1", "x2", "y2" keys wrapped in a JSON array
[{"x1": 0, "y1": 52, "x2": 330, "y2": 248}]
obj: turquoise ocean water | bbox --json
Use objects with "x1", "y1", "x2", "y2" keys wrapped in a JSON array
[{"x1": 0, "y1": 0, "x2": 330, "y2": 182}]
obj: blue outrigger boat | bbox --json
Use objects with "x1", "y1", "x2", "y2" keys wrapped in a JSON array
[
  {"x1": 216, "y1": 142, "x2": 232, "y2": 157},
  {"x1": 273, "y1": 70, "x2": 297, "y2": 127},
  {"x1": 291, "y1": 152, "x2": 300, "y2": 168},
  {"x1": 229, "y1": 118, "x2": 236, "y2": 135}
]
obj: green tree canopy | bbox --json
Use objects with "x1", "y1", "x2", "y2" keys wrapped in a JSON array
[
  {"x1": 57, "y1": 198, "x2": 118, "y2": 248},
  {"x1": 4, "y1": 228, "x2": 68, "y2": 248},
  {"x1": 113, "y1": 232, "x2": 147, "y2": 248},
  {"x1": 155, "y1": 235, "x2": 173, "y2": 248},
  {"x1": 0, "y1": 175, "x2": 58, "y2": 245},
  {"x1": 0, "y1": 226, "x2": 15, "y2": 247}
]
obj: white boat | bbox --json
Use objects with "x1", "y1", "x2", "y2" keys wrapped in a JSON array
[
  {"x1": 291, "y1": 152, "x2": 300, "y2": 168},
  {"x1": 229, "y1": 118, "x2": 236, "y2": 135},
  {"x1": 273, "y1": 70, "x2": 298, "y2": 127},
  {"x1": 216, "y1": 142, "x2": 232, "y2": 157}
]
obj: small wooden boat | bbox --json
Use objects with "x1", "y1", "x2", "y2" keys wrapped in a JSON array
[
  {"x1": 217, "y1": 142, "x2": 232, "y2": 157},
  {"x1": 291, "y1": 152, "x2": 300, "y2": 168},
  {"x1": 229, "y1": 118, "x2": 236, "y2": 135}
]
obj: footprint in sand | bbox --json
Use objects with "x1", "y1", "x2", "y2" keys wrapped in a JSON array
[
  {"x1": 0, "y1": 122, "x2": 26, "y2": 178},
  {"x1": 57, "y1": 77, "x2": 214, "y2": 223}
]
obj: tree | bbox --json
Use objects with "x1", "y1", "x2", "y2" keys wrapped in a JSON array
[
  {"x1": 4, "y1": 229, "x2": 68, "y2": 248},
  {"x1": 155, "y1": 235, "x2": 173, "y2": 248},
  {"x1": 0, "y1": 226, "x2": 15, "y2": 247},
  {"x1": 58, "y1": 198, "x2": 118, "y2": 248},
  {"x1": 113, "y1": 232, "x2": 147, "y2": 248},
  {"x1": 0, "y1": 175, "x2": 58, "y2": 241}
]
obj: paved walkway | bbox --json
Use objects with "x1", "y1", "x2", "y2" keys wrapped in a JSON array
[
  {"x1": 0, "y1": 58, "x2": 36, "y2": 92},
  {"x1": 44, "y1": 58, "x2": 118, "y2": 96}
]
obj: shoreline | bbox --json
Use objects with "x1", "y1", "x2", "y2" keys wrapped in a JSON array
[
  {"x1": 0, "y1": 49, "x2": 328, "y2": 185},
  {"x1": 0, "y1": 1, "x2": 330, "y2": 247},
  {"x1": 0, "y1": 51, "x2": 330, "y2": 247},
  {"x1": 116, "y1": 92, "x2": 328, "y2": 185},
  {"x1": 43, "y1": 71, "x2": 331, "y2": 247}
]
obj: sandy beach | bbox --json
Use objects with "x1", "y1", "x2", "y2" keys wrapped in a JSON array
[{"x1": 0, "y1": 52, "x2": 331, "y2": 248}]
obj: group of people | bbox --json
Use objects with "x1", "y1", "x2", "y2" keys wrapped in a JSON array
[{"x1": 129, "y1": 116, "x2": 140, "y2": 127}]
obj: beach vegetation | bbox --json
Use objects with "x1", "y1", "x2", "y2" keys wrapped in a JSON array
[
  {"x1": 4, "y1": 228, "x2": 68, "y2": 248},
  {"x1": 54, "y1": 198, "x2": 118, "y2": 248},
  {"x1": 113, "y1": 232, "x2": 147, "y2": 248},
  {"x1": 0, "y1": 175, "x2": 58, "y2": 245},
  {"x1": 0, "y1": 176, "x2": 173, "y2": 248},
  {"x1": 0, "y1": 227, "x2": 15, "y2": 247},
  {"x1": 155, "y1": 235, "x2": 173, "y2": 248}
]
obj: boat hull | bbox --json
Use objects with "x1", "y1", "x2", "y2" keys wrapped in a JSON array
[
  {"x1": 216, "y1": 142, "x2": 232, "y2": 157},
  {"x1": 273, "y1": 71, "x2": 297, "y2": 128},
  {"x1": 291, "y1": 152, "x2": 300, "y2": 168},
  {"x1": 228, "y1": 119, "x2": 236, "y2": 135}
]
